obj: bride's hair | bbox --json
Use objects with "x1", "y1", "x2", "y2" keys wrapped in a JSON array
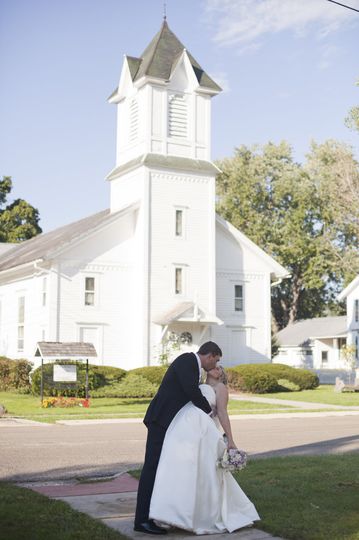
[{"x1": 218, "y1": 366, "x2": 228, "y2": 385}]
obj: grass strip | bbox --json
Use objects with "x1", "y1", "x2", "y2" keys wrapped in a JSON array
[
  {"x1": 130, "y1": 454, "x2": 359, "y2": 540},
  {"x1": 0, "y1": 482, "x2": 128, "y2": 540}
]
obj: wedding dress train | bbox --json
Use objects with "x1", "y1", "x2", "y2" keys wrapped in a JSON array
[{"x1": 149, "y1": 384, "x2": 260, "y2": 534}]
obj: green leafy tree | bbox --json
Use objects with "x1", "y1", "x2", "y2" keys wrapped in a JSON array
[
  {"x1": 345, "y1": 79, "x2": 359, "y2": 132},
  {"x1": 216, "y1": 141, "x2": 358, "y2": 331},
  {"x1": 0, "y1": 176, "x2": 41, "y2": 242}
]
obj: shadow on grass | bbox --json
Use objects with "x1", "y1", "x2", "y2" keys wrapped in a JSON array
[{"x1": 251, "y1": 434, "x2": 359, "y2": 459}]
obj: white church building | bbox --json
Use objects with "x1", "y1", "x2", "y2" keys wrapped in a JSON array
[{"x1": 0, "y1": 21, "x2": 289, "y2": 370}]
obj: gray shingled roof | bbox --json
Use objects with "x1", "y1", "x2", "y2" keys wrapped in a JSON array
[
  {"x1": 106, "y1": 153, "x2": 220, "y2": 181},
  {"x1": 111, "y1": 21, "x2": 221, "y2": 95},
  {"x1": 0, "y1": 209, "x2": 113, "y2": 273},
  {"x1": 35, "y1": 342, "x2": 97, "y2": 358},
  {"x1": 276, "y1": 316, "x2": 347, "y2": 347}
]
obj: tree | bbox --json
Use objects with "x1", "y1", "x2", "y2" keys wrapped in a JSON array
[
  {"x1": 216, "y1": 141, "x2": 359, "y2": 331},
  {"x1": 345, "y1": 79, "x2": 359, "y2": 132},
  {"x1": 0, "y1": 176, "x2": 42, "y2": 242}
]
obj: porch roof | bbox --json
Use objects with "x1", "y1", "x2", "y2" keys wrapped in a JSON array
[{"x1": 153, "y1": 302, "x2": 223, "y2": 326}]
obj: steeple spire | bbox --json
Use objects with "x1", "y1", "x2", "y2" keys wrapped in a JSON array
[{"x1": 163, "y1": 2, "x2": 167, "y2": 21}]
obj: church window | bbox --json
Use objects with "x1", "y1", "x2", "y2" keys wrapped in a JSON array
[
  {"x1": 85, "y1": 277, "x2": 95, "y2": 306},
  {"x1": 42, "y1": 277, "x2": 47, "y2": 307},
  {"x1": 175, "y1": 209, "x2": 183, "y2": 236},
  {"x1": 175, "y1": 268, "x2": 183, "y2": 295},
  {"x1": 129, "y1": 98, "x2": 139, "y2": 142},
  {"x1": 355, "y1": 299, "x2": 359, "y2": 323},
  {"x1": 168, "y1": 94, "x2": 187, "y2": 139},
  {"x1": 234, "y1": 285, "x2": 243, "y2": 312},
  {"x1": 18, "y1": 296, "x2": 25, "y2": 351}
]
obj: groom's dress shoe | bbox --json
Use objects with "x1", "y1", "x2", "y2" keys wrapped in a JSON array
[{"x1": 134, "y1": 520, "x2": 167, "y2": 535}]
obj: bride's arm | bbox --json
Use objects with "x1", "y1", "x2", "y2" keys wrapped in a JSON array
[{"x1": 215, "y1": 383, "x2": 237, "y2": 449}]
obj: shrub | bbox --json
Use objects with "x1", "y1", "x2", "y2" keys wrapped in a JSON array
[
  {"x1": 0, "y1": 357, "x2": 32, "y2": 392},
  {"x1": 91, "y1": 373, "x2": 157, "y2": 398},
  {"x1": 227, "y1": 363, "x2": 319, "y2": 394},
  {"x1": 227, "y1": 365, "x2": 279, "y2": 394},
  {"x1": 31, "y1": 362, "x2": 127, "y2": 397},
  {"x1": 277, "y1": 378, "x2": 300, "y2": 392},
  {"x1": 129, "y1": 366, "x2": 168, "y2": 385}
]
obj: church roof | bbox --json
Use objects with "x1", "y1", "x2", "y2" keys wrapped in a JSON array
[
  {"x1": 0, "y1": 207, "x2": 133, "y2": 273},
  {"x1": 118, "y1": 20, "x2": 221, "y2": 92}
]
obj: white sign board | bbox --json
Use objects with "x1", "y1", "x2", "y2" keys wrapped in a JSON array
[{"x1": 53, "y1": 364, "x2": 77, "y2": 382}]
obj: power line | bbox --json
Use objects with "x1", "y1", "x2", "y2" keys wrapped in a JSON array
[{"x1": 326, "y1": 0, "x2": 359, "y2": 13}]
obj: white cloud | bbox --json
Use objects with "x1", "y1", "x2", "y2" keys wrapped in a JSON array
[{"x1": 204, "y1": 0, "x2": 359, "y2": 47}]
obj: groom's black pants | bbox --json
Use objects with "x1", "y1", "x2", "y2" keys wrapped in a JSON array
[{"x1": 134, "y1": 422, "x2": 166, "y2": 526}]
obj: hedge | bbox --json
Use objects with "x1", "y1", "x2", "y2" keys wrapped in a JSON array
[
  {"x1": 129, "y1": 366, "x2": 168, "y2": 385},
  {"x1": 227, "y1": 363, "x2": 319, "y2": 393},
  {"x1": 227, "y1": 365, "x2": 278, "y2": 393},
  {"x1": 0, "y1": 357, "x2": 33, "y2": 392},
  {"x1": 91, "y1": 373, "x2": 158, "y2": 398},
  {"x1": 31, "y1": 362, "x2": 127, "y2": 397}
]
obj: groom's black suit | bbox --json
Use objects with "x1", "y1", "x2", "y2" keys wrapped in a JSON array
[{"x1": 135, "y1": 352, "x2": 212, "y2": 526}]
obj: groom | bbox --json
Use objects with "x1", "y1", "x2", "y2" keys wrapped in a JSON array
[{"x1": 134, "y1": 341, "x2": 222, "y2": 535}]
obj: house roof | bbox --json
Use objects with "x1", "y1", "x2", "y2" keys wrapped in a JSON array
[
  {"x1": 0, "y1": 204, "x2": 137, "y2": 273},
  {"x1": 276, "y1": 316, "x2": 347, "y2": 347},
  {"x1": 338, "y1": 275, "x2": 359, "y2": 301},
  {"x1": 110, "y1": 20, "x2": 221, "y2": 96},
  {"x1": 35, "y1": 341, "x2": 97, "y2": 358}
]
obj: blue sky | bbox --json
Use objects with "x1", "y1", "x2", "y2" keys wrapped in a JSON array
[{"x1": 1, "y1": 0, "x2": 358, "y2": 233}]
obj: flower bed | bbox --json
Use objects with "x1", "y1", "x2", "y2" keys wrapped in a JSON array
[{"x1": 41, "y1": 397, "x2": 90, "y2": 408}]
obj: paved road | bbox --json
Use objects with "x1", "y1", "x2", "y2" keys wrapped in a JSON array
[{"x1": 1, "y1": 414, "x2": 358, "y2": 482}]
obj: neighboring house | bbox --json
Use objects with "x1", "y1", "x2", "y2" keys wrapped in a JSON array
[
  {"x1": 0, "y1": 21, "x2": 288, "y2": 370},
  {"x1": 274, "y1": 276, "x2": 359, "y2": 382},
  {"x1": 338, "y1": 274, "x2": 359, "y2": 363},
  {"x1": 274, "y1": 316, "x2": 347, "y2": 371}
]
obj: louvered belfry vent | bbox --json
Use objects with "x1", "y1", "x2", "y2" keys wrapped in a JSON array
[
  {"x1": 129, "y1": 98, "x2": 139, "y2": 142},
  {"x1": 168, "y1": 94, "x2": 187, "y2": 139}
]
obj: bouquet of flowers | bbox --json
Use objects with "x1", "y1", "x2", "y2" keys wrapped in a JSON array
[{"x1": 217, "y1": 448, "x2": 247, "y2": 471}]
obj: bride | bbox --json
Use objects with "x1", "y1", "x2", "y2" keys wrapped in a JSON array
[{"x1": 149, "y1": 365, "x2": 260, "y2": 534}]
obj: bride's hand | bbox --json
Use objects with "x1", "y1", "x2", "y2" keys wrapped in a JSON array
[{"x1": 227, "y1": 440, "x2": 237, "y2": 450}]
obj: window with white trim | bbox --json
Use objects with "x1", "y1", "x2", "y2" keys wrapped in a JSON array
[
  {"x1": 321, "y1": 350, "x2": 328, "y2": 365},
  {"x1": 168, "y1": 94, "x2": 187, "y2": 139},
  {"x1": 175, "y1": 267, "x2": 183, "y2": 295},
  {"x1": 175, "y1": 209, "x2": 183, "y2": 237},
  {"x1": 18, "y1": 296, "x2": 25, "y2": 351},
  {"x1": 85, "y1": 277, "x2": 95, "y2": 306},
  {"x1": 355, "y1": 299, "x2": 359, "y2": 323},
  {"x1": 234, "y1": 285, "x2": 243, "y2": 312},
  {"x1": 42, "y1": 277, "x2": 47, "y2": 307}
]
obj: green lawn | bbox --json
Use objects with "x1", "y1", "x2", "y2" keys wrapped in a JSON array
[
  {"x1": 258, "y1": 385, "x2": 359, "y2": 406},
  {"x1": 0, "y1": 482, "x2": 127, "y2": 540},
  {"x1": 131, "y1": 454, "x2": 359, "y2": 540},
  {"x1": 0, "y1": 392, "x2": 292, "y2": 423}
]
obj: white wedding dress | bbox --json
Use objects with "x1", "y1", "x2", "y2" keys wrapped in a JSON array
[{"x1": 149, "y1": 384, "x2": 260, "y2": 535}]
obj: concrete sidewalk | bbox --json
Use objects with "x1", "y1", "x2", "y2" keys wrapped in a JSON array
[{"x1": 24, "y1": 473, "x2": 285, "y2": 540}]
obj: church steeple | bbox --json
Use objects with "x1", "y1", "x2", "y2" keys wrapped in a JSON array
[{"x1": 108, "y1": 21, "x2": 221, "y2": 171}]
